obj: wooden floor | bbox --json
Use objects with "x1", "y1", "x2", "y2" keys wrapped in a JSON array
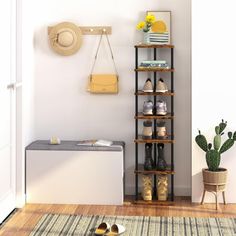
[{"x1": 0, "y1": 197, "x2": 236, "y2": 236}]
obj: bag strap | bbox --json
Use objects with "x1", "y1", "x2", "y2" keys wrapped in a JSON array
[{"x1": 90, "y1": 31, "x2": 118, "y2": 76}]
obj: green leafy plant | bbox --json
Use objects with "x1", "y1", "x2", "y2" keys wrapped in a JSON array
[{"x1": 195, "y1": 119, "x2": 236, "y2": 171}]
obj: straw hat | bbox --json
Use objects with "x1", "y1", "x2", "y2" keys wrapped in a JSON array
[{"x1": 48, "y1": 22, "x2": 82, "y2": 56}]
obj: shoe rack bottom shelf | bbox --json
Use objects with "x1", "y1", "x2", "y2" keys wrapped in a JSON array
[{"x1": 134, "y1": 195, "x2": 174, "y2": 206}]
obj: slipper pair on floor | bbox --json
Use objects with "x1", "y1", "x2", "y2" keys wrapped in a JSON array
[{"x1": 95, "y1": 222, "x2": 125, "y2": 235}]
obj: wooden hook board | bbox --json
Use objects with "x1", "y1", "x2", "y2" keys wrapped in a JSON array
[
  {"x1": 80, "y1": 26, "x2": 112, "y2": 35},
  {"x1": 47, "y1": 24, "x2": 112, "y2": 35}
]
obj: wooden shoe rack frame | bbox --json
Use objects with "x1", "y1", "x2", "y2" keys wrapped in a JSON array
[{"x1": 134, "y1": 44, "x2": 175, "y2": 204}]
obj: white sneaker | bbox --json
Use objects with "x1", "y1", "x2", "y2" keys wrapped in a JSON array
[
  {"x1": 156, "y1": 100, "x2": 167, "y2": 115},
  {"x1": 143, "y1": 100, "x2": 153, "y2": 115},
  {"x1": 156, "y1": 78, "x2": 168, "y2": 93}
]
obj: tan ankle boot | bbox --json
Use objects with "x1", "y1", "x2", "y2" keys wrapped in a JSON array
[
  {"x1": 157, "y1": 175, "x2": 168, "y2": 201},
  {"x1": 142, "y1": 175, "x2": 152, "y2": 201}
]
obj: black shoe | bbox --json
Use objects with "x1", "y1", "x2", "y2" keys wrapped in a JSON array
[
  {"x1": 144, "y1": 143, "x2": 154, "y2": 170},
  {"x1": 156, "y1": 143, "x2": 167, "y2": 171}
]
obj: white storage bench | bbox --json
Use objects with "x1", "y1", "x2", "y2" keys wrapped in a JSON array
[{"x1": 26, "y1": 140, "x2": 125, "y2": 205}]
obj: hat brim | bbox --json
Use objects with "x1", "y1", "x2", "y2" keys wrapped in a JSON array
[{"x1": 48, "y1": 22, "x2": 82, "y2": 56}]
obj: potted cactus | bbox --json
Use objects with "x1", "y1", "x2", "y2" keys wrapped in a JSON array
[{"x1": 195, "y1": 120, "x2": 236, "y2": 195}]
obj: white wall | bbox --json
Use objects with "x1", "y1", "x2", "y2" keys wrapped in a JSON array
[
  {"x1": 192, "y1": 1, "x2": 236, "y2": 202},
  {"x1": 23, "y1": 0, "x2": 191, "y2": 196}
]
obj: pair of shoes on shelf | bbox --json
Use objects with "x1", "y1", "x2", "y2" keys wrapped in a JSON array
[
  {"x1": 143, "y1": 143, "x2": 167, "y2": 171},
  {"x1": 143, "y1": 100, "x2": 167, "y2": 116},
  {"x1": 95, "y1": 222, "x2": 125, "y2": 235},
  {"x1": 142, "y1": 78, "x2": 168, "y2": 93},
  {"x1": 142, "y1": 121, "x2": 168, "y2": 140},
  {"x1": 144, "y1": 143, "x2": 168, "y2": 171}
]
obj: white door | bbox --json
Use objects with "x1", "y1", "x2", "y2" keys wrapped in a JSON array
[{"x1": 0, "y1": 0, "x2": 16, "y2": 223}]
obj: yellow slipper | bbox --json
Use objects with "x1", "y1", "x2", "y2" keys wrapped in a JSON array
[{"x1": 95, "y1": 222, "x2": 110, "y2": 235}]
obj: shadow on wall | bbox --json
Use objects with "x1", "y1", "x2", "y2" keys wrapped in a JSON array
[{"x1": 192, "y1": 171, "x2": 203, "y2": 202}]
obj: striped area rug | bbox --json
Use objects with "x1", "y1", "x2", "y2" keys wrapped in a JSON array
[{"x1": 30, "y1": 214, "x2": 236, "y2": 236}]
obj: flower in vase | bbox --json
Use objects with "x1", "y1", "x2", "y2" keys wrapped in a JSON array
[{"x1": 136, "y1": 14, "x2": 156, "y2": 33}]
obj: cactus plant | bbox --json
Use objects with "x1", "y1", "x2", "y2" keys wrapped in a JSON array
[{"x1": 195, "y1": 120, "x2": 236, "y2": 171}]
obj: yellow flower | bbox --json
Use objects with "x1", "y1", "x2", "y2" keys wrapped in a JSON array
[
  {"x1": 145, "y1": 14, "x2": 156, "y2": 24},
  {"x1": 136, "y1": 21, "x2": 145, "y2": 30}
]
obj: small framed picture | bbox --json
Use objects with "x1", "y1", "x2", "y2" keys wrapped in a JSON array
[{"x1": 147, "y1": 11, "x2": 171, "y2": 44}]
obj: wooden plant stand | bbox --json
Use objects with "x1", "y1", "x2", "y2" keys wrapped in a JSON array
[{"x1": 201, "y1": 168, "x2": 227, "y2": 210}]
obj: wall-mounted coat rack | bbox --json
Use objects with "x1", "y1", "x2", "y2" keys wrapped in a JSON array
[
  {"x1": 48, "y1": 22, "x2": 112, "y2": 56},
  {"x1": 80, "y1": 26, "x2": 112, "y2": 35},
  {"x1": 48, "y1": 26, "x2": 112, "y2": 36}
]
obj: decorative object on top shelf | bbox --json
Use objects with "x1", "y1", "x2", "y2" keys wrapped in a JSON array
[
  {"x1": 156, "y1": 143, "x2": 167, "y2": 171},
  {"x1": 136, "y1": 11, "x2": 171, "y2": 45},
  {"x1": 157, "y1": 175, "x2": 168, "y2": 201},
  {"x1": 136, "y1": 14, "x2": 156, "y2": 32},
  {"x1": 195, "y1": 119, "x2": 236, "y2": 210},
  {"x1": 142, "y1": 175, "x2": 153, "y2": 201},
  {"x1": 146, "y1": 11, "x2": 171, "y2": 45},
  {"x1": 136, "y1": 14, "x2": 156, "y2": 44},
  {"x1": 142, "y1": 78, "x2": 153, "y2": 92},
  {"x1": 144, "y1": 143, "x2": 155, "y2": 170}
]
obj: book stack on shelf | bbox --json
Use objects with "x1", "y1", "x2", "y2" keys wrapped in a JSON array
[{"x1": 139, "y1": 60, "x2": 170, "y2": 69}]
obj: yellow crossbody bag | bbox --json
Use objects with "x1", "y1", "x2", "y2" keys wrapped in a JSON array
[
  {"x1": 88, "y1": 32, "x2": 119, "y2": 94},
  {"x1": 88, "y1": 74, "x2": 118, "y2": 94}
]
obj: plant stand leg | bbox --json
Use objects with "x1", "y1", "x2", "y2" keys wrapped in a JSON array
[
  {"x1": 222, "y1": 191, "x2": 226, "y2": 205},
  {"x1": 215, "y1": 193, "x2": 218, "y2": 210},
  {"x1": 201, "y1": 189, "x2": 206, "y2": 205}
]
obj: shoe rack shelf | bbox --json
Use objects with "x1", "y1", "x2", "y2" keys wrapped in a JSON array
[
  {"x1": 136, "y1": 44, "x2": 174, "y2": 49},
  {"x1": 135, "y1": 90, "x2": 175, "y2": 96},
  {"x1": 135, "y1": 113, "x2": 174, "y2": 120},
  {"x1": 135, "y1": 68, "x2": 174, "y2": 72},
  {"x1": 134, "y1": 137, "x2": 174, "y2": 144},
  {"x1": 134, "y1": 44, "x2": 175, "y2": 204},
  {"x1": 135, "y1": 164, "x2": 175, "y2": 175}
]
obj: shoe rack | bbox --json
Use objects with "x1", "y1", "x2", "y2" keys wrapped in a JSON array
[{"x1": 134, "y1": 44, "x2": 175, "y2": 204}]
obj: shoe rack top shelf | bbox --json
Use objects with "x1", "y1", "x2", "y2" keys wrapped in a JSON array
[
  {"x1": 135, "y1": 164, "x2": 175, "y2": 175},
  {"x1": 135, "y1": 90, "x2": 174, "y2": 96},
  {"x1": 135, "y1": 44, "x2": 174, "y2": 49},
  {"x1": 135, "y1": 136, "x2": 174, "y2": 144},
  {"x1": 135, "y1": 68, "x2": 174, "y2": 72},
  {"x1": 135, "y1": 113, "x2": 174, "y2": 120}
]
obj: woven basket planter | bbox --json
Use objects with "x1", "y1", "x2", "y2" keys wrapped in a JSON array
[{"x1": 202, "y1": 168, "x2": 228, "y2": 192}]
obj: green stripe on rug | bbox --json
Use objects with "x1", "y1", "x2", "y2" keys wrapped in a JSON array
[{"x1": 30, "y1": 214, "x2": 236, "y2": 236}]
